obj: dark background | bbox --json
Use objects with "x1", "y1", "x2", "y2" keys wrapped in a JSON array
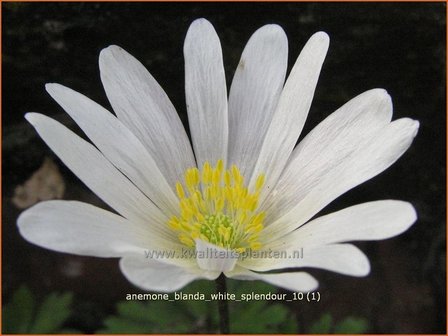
[{"x1": 2, "y1": 2, "x2": 446, "y2": 333}]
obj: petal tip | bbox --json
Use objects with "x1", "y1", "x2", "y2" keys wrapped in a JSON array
[
  {"x1": 185, "y1": 18, "x2": 217, "y2": 44},
  {"x1": 99, "y1": 45, "x2": 125, "y2": 64},
  {"x1": 372, "y1": 88, "x2": 390, "y2": 98},
  {"x1": 402, "y1": 201, "x2": 418, "y2": 226},
  {"x1": 254, "y1": 24, "x2": 288, "y2": 50},
  {"x1": 190, "y1": 18, "x2": 213, "y2": 28},
  {"x1": 101, "y1": 44, "x2": 121, "y2": 53},
  {"x1": 402, "y1": 118, "x2": 420, "y2": 139},
  {"x1": 358, "y1": 88, "x2": 391, "y2": 104},
  {"x1": 24, "y1": 112, "x2": 40, "y2": 123},
  {"x1": 411, "y1": 120, "x2": 420, "y2": 136},
  {"x1": 312, "y1": 31, "x2": 330, "y2": 45},
  {"x1": 45, "y1": 82, "x2": 64, "y2": 95},
  {"x1": 359, "y1": 264, "x2": 371, "y2": 277},
  {"x1": 351, "y1": 247, "x2": 371, "y2": 277},
  {"x1": 359, "y1": 251, "x2": 371, "y2": 277},
  {"x1": 303, "y1": 273, "x2": 320, "y2": 291},
  {"x1": 45, "y1": 82, "x2": 57, "y2": 89},
  {"x1": 258, "y1": 23, "x2": 286, "y2": 37}
]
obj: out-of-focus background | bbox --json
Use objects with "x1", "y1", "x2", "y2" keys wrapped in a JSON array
[{"x1": 2, "y1": 2, "x2": 446, "y2": 334}]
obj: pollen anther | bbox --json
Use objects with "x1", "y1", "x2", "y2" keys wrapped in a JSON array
[{"x1": 168, "y1": 160, "x2": 265, "y2": 252}]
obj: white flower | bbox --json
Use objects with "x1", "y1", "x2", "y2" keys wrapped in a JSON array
[{"x1": 18, "y1": 18, "x2": 419, "y2": 293}]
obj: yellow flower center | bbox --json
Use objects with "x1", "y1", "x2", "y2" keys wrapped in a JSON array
[{"x1": 168, "y1": 160, "x2": 265, "y2": 253}]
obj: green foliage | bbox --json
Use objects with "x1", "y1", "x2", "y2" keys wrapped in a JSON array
[
  {"x1": 3, "y1": 286, "x2": 35, "y2": 333},
  {"x1": 3, "y1": 285, "x2": 76, "y2": 334},
  {"x1": 228, "y1": 279, "x2": 298, "y2": 334},
  {"x1": 4, "y1": 283, "x2": 369, "y2": 334},
  {"x1": 309, "y1": 313, "x2": 369, "y2": 334},
  {"x1": 334, "y1": 316, "x2": 369, "y2": 334},
  {"x1": 231, "y1": 300, "x2": 293, "y2": 333},
  {"x1": 309, "y1": 313, "x2": 333, "y2": 333},
  {"x1": 98, "y1": 280, "x2": 217, "y2": 334},
  {"x1": 99, "y1": 279, "x2": 298, "y2": 334},
  {"x1": 100, "y1": 301, "x2": 194, "y2": 334}
]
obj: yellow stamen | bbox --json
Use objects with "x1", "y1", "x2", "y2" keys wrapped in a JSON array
[
  {"x1": 168, "y1": 160, "x2": 266, "y2": 252},
  {"x1": 255, "y1": 175, "x2": 265, "y2": 192},
  {"x1": 176, "y1": 182, "x2": 185, "y2": 199}
]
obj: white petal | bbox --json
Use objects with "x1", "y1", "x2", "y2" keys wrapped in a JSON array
[
  {"x1": 17, "y1": 200, "x2": 149, "y2": 257},
  {"x1": 263, "y1": 117, "x2": 419, "y2": 241},
  {"x1": 46, "y1": 83, "x2": 178, "y2": 216},
  {"x1": 270, "y1": 201, "x2": 417, "y2": 249},
  {"x1": 25, "y1": 113, "x2": 176, "y2": 244},
  {"x1": 249, "y1": 32, "x2": 329, "y2": 198},
  {"x1": 195, "y1": 239, "x2": 238, "y2": 272},
  {"x1": 99, "y1": 45, "x2": 196, "y2": 186},
  {"x1": 262, "y1": 89, "x2": 392, "y2": 221},
  {"x1": 240, "y1": 244, "x2": 370, "y2": 277},
  {"x1": 228, "y1": 24, "x2": 288, "y2": 178},
  {"x1": 120, "y1": 255, "x2": 219, "y2": 292},
  {"x1": 226, "y1": 266, "x2": 318, "y2": 292},
  {"x1": 184, "y1": 18, "x2": 228, "y2": 168}
]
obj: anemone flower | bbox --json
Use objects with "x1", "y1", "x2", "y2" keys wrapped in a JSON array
[{"x1": 18, "y1": 18, "x2": 419, "y2": 294}]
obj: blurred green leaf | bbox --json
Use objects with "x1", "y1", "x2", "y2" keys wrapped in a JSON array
[
  {"x1": 179, "y1": 280, "x2": 216, "y2": 318},
  {"x1": 278, "y1": 315, "x2": 299, "y2": 334},
  {"x1": 96, "y1": 278, "x2": 370, "y2": 334},
  {"x1": 228, "y1": 280, "x2": 298, "y2": 334},
  {"x1": 231, "y1": 301, "x2": 292, "y2": 333},
  {"x1": 3, "y1": 285, "x2": 35, "y2": 333},
  {"x1": 99, "y1": 299, "x2": 197, "y2": 333},
  {"x1": 98, "y1": 279, "x2": 223, "y2": 334},
  {"x1": 99, "y1": 316, "x2": 153, "y2": 334},
  {"x1": 228, "y1": 278, "x2": 297, "y2": 333},
  {"x1": 29, "y1": 292, "x2": 73, "y2": 333},
  {"x1": 99, "y1": 279, "x2": 296, "y2": 334},
  {"x1": 3, "y1": 285, "x2": 74, "y2": 334},
  {"x1": 309, "y1": 313, "x2": 333, "y2": 333},
  {"x1": 306, "y1": 313, "x2": 369, "y2": 334},
  {"x1": 115, "y1": 301, "x2": 154, "y2": 323},
  {"x1": 59, "y1": 328, "x2": 83, "y2": 334},
  {"x1": 334, "y1": 316, "x2": 369, "y2": 334}
]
